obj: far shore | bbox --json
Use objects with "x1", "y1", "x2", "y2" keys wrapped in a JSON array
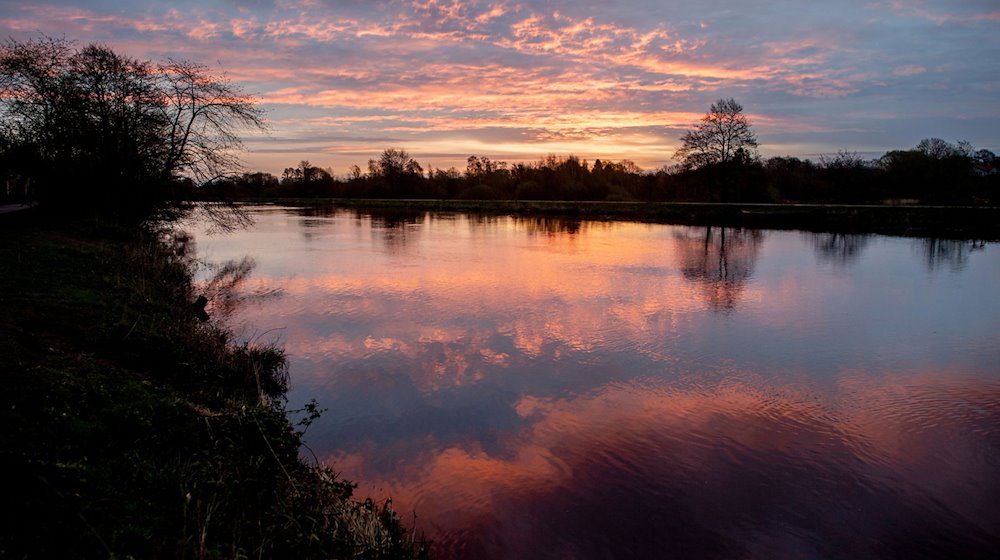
[{"x1": 243, "y1": 198, "x2": 1000, "y2": 239}]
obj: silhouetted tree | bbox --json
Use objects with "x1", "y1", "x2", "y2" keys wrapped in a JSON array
[
  {"x1": 764, "y1": 156, "x2": 817, "y2": 201},
  {"x1": 878, "y1": 138, "x2": 979, "y2": 203},
  {"x1": 460, "y1": 155, "x2": 511, "y2": 198},
  {"x1": 675, "y1": 98, "x2": 759, "y2": 169},
  {"x1": 916, "y1": 138, "x2": 964, "y2": 159},
  {"x1": 369, "y1": 149, "x2": 422, "y2": 178},
  {"x1": 281, "y1": 160, "x2": 331, "y2": 185},
  {"x1": 240, "y1": 172, "x2": 279, "y2": 194},
  {"x1": 275, "y1": 160, "x2": 334, "y2": 196},
  {"x1": 1, "y1": 39, "x2": 162, "y2": 211},
  {"x1": 367, "y1": 148, "x2": 424, "y2": 197},
  {"x1": 157, "y1": 59, "x2": 265, "y2": 185},
  {"x1": 673, "y1": 99, "x2": 762, "y2": 201},
  {"x1": 0, "y1": 36, "x2": 265, "y2": 220},
  {"x1": 817, "y1": 151, "x2": 877, "y2": 202}
]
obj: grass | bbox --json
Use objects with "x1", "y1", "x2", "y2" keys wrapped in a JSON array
[{"x1": 0, "y1": 208, "x2": 429, "y2": 559}]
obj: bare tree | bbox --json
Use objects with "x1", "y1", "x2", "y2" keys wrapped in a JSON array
[
  {"x1": 158, "y1": 60, "x2": 266, "y2": 184},
  {"x1": 1, "y1": 36, "x2": 266, "y2": 221},
  {"x1": 915, "y1": 138, "x2": 978, "y2": 160},
  {"x1": 1, "y1": 38, "x2": 166, "y2": 208},
  {"x1": 916, "y1": 137, "x2": 958, "y2": 159},
  {"x1": 369, "y1": 148, "x2": 423, "y2": 178},
  {"x1": 674, "y1": 98, "x2": 758, "y2": 169}
]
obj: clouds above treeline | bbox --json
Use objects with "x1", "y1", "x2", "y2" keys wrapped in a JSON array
[{"x1": 2, "y1": 0, "x2": 998, "y2": 173}]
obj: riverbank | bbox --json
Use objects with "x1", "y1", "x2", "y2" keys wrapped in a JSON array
[
  {"x1": 0, "y1": 207, "x2": 428, "y2": 559},
  {"x1": 263, "y1": 199, "x2": 1000, "y2": 239}
]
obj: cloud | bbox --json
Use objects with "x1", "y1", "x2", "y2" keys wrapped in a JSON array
[
  {"x1": 893, "y1": 64, "x2": 928, "y2": 76},
  {"x1": 2, "y1": 0, "x2": 998, "y2": 171},
  {"x1": 882, "y1": 0, "x2": 1000, "y2": 25}
]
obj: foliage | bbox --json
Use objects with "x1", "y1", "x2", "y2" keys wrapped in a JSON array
[
  {"x1": 198, "y1": 137, "x2": 999, "y2": 206},
  {"x1": 367, "y1": 149, "x2": 425, "y2": 198},
  {"x1": 0, "y1": 36, "x2": 265, "y2": 221},
  {"x1": 0, "y1": 211, "x2": 429, "y2": 559},
  {"x1": 877, "y1": 138, "x2": 990, "y2": 204},
  {"x1": 202, "y1": 152, "x2": 657, "y2": 202}
]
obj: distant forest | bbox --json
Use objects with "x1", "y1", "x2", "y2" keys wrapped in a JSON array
[{"x1": 204, "y1": 139, "x2": 998, "y2": 206}]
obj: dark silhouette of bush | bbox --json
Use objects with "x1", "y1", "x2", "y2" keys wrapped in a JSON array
[
  {"x1": 0, "y1": 36, "x2": 264, "y2": 221},
  {"x1": 877, "y1": 139, "x2": 982, "y2": 204}
]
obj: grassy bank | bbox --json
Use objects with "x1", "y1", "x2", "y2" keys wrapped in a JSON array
[
  {"x1": 0, "y1": 208, "x2": 428, "y2": 559},
  {"x1": 266, "y1": 198, "x2": 1000, "y2": 239}
]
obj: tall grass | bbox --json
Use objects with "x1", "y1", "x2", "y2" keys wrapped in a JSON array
[{"x1": 0, "y1": 209, "x2": 430, "y2": 559}]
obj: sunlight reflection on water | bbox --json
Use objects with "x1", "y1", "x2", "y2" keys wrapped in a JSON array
[{"x1": 183, "y1": 205, "x2": 1000, "y2": 559}]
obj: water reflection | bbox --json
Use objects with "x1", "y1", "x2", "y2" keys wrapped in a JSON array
[
  {"x1": 675, "y1": 227, "x2": 763, "y2": 311},
  {"x1": 917, "y1": 238, "x2": 987, "y2": 271},
  {"x1": 297, "y1": 205, "x2": 340, "y2": 237},
  {"x1": 200, "y1": 256, "x2": 286, "y2": 319},
  {"x1": 184, "y1": 207, "x2": 1000, "y2": 559},
  {"x1": 810, "y1": 232, "x2": 871, "y2": 267},
  {"x1": 163, "y1": 230, "x2": 281, "y2": 320},
  {"x1": 297, "y1": 205, "x2": 339, "y2": 219},
  {"x1": 514, "y1": 216, "x2": 582, "y2": 236},
  {"x1": 366, "y1": 208, "x2": 425, "y2": 231},
  {"x1": 345, "y1": 372, "x2": 1000, "y2": 559}
]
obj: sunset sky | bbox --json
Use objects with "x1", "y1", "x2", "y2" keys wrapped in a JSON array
[{"x1": 2, "y1": 0, "x2": 998, "y2": 175}]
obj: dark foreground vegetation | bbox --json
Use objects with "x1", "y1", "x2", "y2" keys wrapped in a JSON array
[
  {"x1": 0, "y1": 35, "x2": 265, "y2": 219},
  {"x1": 1, "y1": 35, "x2": 427, "y2": 559},
  {"x1": 0, "y1": 208, "x2": 428, "y2": 559}
]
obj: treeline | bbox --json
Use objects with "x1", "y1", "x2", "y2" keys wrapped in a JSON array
[{"x1": 203, "y1": 139, "x2": 999, "y2": 206}]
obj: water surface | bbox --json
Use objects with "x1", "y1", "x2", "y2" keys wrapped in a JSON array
[{"x1": 184, "y1": 206, "x2": 1000, "y2": 559}]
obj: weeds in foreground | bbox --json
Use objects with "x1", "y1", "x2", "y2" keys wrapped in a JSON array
[{"x1": 0, "y1": 211, "x2": 430, "y2": 559}]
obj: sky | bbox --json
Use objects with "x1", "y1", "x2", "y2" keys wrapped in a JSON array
[{"x1": 2, "y1": 0, "x2": 998, "y2": 175}]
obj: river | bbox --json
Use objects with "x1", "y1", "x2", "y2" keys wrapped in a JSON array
[{"x1": 182, "y1": 204, "x2": 1000, "y2": 559}]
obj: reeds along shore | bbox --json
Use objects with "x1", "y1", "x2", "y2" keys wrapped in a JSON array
[{"x1": 0, "y1": 208, "x2": 429, "y2": 559}]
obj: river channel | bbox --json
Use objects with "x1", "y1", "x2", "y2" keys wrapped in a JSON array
[{"x1": 182, "y1": 205, "x2": 1000, "y2": 559}]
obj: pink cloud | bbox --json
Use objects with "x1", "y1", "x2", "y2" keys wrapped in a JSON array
[
  {"x1": 884, "y1": 1, "x2": 1000, "y2": 24},
  {"x1": 6, "y1": 0, "x2": 997, "y2": 171},
  {"x1": 893, "y1": 64, "x2": 927, "y2": 76}
]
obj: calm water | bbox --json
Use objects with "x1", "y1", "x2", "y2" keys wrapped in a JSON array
[{"x1": 183, "y1": 205, "x2": 1000, "y2": 559}]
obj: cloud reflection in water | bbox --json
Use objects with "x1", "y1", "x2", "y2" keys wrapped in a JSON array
[{"x1": 186, "y1": 206, "x2": 1000, "y2": 559}]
